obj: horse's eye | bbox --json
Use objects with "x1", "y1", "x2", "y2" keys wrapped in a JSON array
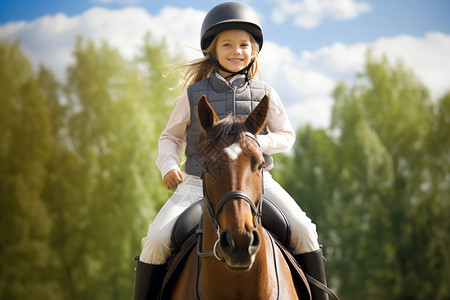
[
  {"x1": 251, "y1": 157, "x2": 264, "y2": 172},
  {"x1": 203, "y1": 163, "x2": 210, "y2": 173}
]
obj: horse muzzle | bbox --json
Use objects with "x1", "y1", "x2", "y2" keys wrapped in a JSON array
[{"x1": 219, "y1": 227, "x2": 260, "y2": 270}]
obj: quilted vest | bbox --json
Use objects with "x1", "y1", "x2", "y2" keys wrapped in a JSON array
[{"x1": 185, "y1": 73, "x2": 274, "y2": 176}]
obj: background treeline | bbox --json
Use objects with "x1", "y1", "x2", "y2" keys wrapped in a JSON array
[
  {"x1": 272, "y1": 51, "x2": 450, "y2": 299},
  {"x1": 0, "y1": 35, "x2": 180, "y2": 300},
  {"x1": 0, "y1": 36, "x2": 449, "y2": 300}
]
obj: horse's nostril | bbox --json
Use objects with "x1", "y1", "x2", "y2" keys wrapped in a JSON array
[
  {"x1": 220, "y1": 228, "x2": 260, "y2": 258},
  {"x1": 249, "y1": 229, "x2": 260, "y2": 254},
  {"x1": 251, "y1": 229, "x2": 260, "y2": 246},
  {"x1": 220, "y1": 230, "x2": 234, "y2": 254}
]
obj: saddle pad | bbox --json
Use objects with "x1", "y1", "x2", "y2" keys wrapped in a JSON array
[{"x1": 160, "y1": 233, "x2": 197, "y2": 300}]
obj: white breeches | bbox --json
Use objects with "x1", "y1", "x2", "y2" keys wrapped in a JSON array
[{"x1": 140, "y1": 172, "x2": 319, "y2": 264}]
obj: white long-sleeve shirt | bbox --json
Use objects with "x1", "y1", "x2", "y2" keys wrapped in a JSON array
[{"x1": 156, "y1": 73, "x2": 296, "y2": 178}]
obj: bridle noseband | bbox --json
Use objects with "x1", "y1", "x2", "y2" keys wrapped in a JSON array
[{"x1": 197, "y1": 132, "x2": 264, "y2": 261}]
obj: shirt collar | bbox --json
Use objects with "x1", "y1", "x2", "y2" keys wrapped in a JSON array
[{"x1": 214, "y1": 72, "x2": 246, "y2": 85}]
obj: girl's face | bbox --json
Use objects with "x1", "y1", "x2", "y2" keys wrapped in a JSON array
[{"x1": 215, "y1": 29, "x2": 254, "y2": 79}]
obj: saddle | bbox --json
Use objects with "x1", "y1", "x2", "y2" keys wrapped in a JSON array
[{"x1": 171, "y1": 197, "x2": 292, "y2": 253}]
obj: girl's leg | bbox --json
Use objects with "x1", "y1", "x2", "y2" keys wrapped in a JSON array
[
  {"x1": 134, "y1": 175, "x2": 203, "y2": 299},
  {"x1": 140, "y1": 175, "x2": 203, "y2": 264},
  {"x1": 263, "y1": 171, "x2": 320, "y2": 254}
]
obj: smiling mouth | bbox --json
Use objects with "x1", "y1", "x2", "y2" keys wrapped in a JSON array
[{"x1": 228, "y1": 58, "x2": 243, "y2": 63}]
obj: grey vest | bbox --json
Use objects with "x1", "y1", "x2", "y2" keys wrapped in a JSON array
[{"x1": 185, "y1": 73, "x2": 274, "y2": 176}]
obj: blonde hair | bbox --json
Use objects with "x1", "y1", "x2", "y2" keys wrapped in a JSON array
[{"x1": 180, "y1": 31, "x2": 261, "y2": 89}]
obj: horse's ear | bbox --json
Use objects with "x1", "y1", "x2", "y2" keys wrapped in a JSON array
[
  {"x1": 197, "y1": 95, "x2": 219, "y2": 134},
  {"x1": 244, "y1": 95, "x2": 269, "y2": 135}
]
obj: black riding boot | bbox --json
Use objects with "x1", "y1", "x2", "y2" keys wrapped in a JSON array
[
  {"x1": 295, "y1": 249, "x2": 328, "y2": 300},
  {"x1": 133, "y1": 257, "x2": 166, "y2": 300}
]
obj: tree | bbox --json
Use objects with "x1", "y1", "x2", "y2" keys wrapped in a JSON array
[
  {"x1": 421, "y1": 92, "x2": 450, "y2": 298},
  {"x1": 0, "y1": 40, "x2": 61, "y2": 300}
]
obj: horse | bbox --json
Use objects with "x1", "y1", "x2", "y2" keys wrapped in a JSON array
[{"x1": 167, "y1": 95, "x2": 305, "y2": 300}]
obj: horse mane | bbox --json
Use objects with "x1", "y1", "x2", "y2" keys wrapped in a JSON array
[{"x1": 197, "y1": 115, "x2": 252, "y2": 162}]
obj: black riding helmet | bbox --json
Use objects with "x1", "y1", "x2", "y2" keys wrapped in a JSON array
[{"x1": 201, "y1": 1, "x2": 263, "y2": 53}]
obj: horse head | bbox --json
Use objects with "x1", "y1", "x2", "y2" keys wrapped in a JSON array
[{"x1": 197, "y1": 94, "x2": 269, "y2": 270}]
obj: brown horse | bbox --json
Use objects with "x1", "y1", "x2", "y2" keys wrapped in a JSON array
[{"x1": 168, "y1": 95, "x2": 302, "y2": 300}]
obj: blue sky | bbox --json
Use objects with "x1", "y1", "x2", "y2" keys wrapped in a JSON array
[
  {"x1": 2, "y1": 0, "x2": 449, "y2": 52},
  {"x1": 1, "y1": 0, "x2": 449, "y2": 128}
]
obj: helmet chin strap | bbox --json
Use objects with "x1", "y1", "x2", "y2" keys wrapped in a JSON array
[{"x1": 209, "y1": 55, "x2": 255, "y2": 81}]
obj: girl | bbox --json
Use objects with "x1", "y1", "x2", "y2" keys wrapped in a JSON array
[{"x1": 134, "y1": 2, "x2": 329, "y2": 299}]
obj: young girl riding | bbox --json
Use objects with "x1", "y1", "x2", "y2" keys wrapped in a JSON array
[{"x1": 134, "y1": 2, "x2": 329, "y2": 299}]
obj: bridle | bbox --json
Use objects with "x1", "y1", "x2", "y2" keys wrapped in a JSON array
[{"x1": 197, "y1": 132, "x2": 264, "y2": 261}]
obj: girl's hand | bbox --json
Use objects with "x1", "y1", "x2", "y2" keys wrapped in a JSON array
[{"x1": 163, "y1": 169, "x2": 183, "y2": 190}]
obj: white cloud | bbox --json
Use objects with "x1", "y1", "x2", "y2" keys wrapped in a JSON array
[
  {"x1": 259, "y1": 32, "x2": 450, "y2": 129},
  {"x1": 1, "y1": 6, "x2": 449, "y2": 130},
  {"x1": 288, "y1": 97, "x2": 334, "y2": 129},
  {"x1": 0, "y1": 6, "x2": 204, "y2": 80},
  {"x1": 260, "y1": 43, "x2": 338, "y2": 129},
  {"x1": 298, "y1": 42, "x2": 367, "y2": 78},
  {"x1": 271, "y1": 0, "x2": 372, "y2": 29},
  {"x1": 152, "y1": 7, "x2": 205, "y2": 59},
  {"x1": 370, "y1": 32, "x2": 450, "y2": 100}
]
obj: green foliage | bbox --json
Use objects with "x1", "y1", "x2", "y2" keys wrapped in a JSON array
[
  {"x1": 274, "y1": 51, "x2": 450, "y2": 299},
  {"x1": 0, "y1": 40, "x2": 61, "y2": 299},
  {"x1": 0, "y1": 35, "x2": 180, "y2": 299}
]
